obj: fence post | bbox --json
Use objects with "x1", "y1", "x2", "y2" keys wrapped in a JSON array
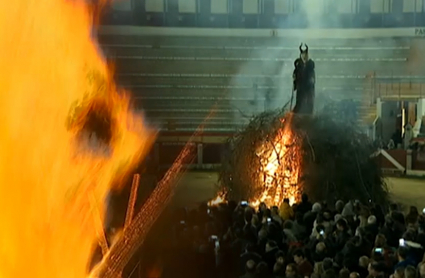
[
  {"x1": 257, "y1": 0, "x2": 261, "y2": 28},
  {"x1": 373, "y1": 71, "x2": 377, "y2": 101},
  {"x1": 197, "y1": 143, "x2": 203, "y2": 166},
  {"x1": 406, "y1": 149, "x2": 413, "y2": 172}
]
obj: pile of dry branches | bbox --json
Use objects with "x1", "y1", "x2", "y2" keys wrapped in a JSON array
[{"x1": 219, "y1": 109, "x2": 389, "y2": 206}]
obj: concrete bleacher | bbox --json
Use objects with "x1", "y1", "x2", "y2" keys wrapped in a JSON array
[{"x1": 98, "y1": 30, "x2": 414, "y2": 133}]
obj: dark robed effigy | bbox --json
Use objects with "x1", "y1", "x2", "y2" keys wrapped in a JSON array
[{"x1": 292, "y1": 43, "x2": 315, "y2": 114}]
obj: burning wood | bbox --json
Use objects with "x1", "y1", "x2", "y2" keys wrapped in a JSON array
[{"x1": 219, "y1": 110, "x2": 389, "y2": 207}]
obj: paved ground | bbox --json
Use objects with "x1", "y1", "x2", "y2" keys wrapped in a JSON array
[
  {"x1": 170, "y1": 172, "x2": 425, "y2": 210},
  {"x1": 387, "y1": 177, "x2": 425, "y2": 210},
  {"x1": 170, "y1": 171, "x2": 218, "y2": 207}
]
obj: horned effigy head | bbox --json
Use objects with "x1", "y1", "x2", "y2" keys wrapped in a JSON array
[
  {"x1": 299, "y1": 43, "x2": 309, "y2": 61},
  {"x1": 299, "y1": 43, "x2": 308, "y2": 54}
]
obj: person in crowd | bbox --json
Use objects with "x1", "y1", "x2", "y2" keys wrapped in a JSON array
[
  {"x1": 311, "y1": 242, "x2": 328, "y2": 263},
  {"x1": 285, "y1": 263, "x2": 299, "y2": 278},
  {"x1": 335, "y1": 200, "x2": 345, "y2": 215},
  {"x1": 293, "y1": 212, "x2": 307, "y2": 239},
  {"x1": 293, "y1": 249, "x2": 314, "y2": 278},
  {"x1": 404, "y1": 265, "x2": 417, "y2": 278},
  {"x1": 271, "y1": 206, "x2": 283, "y2": 225},
  {"x1": 350, "y1": 272, "x2": 361, "y2": 278},
  {"x1": 419, "y1": 263, "x2": 425, "y2": 278},
  {"x1": 280, "y1": 198, "x2": 294, "y2": 220},
  {"x1": 240, "y1": 243, "x2": 262, "y2": 274},
  {"x1": 389, "y1": 203, "x2": 406, "y2": 225},
  {"x1": 264, "y1": 240, "x2": 280, "y2": 270},
  {"x1": 395, "y1": 247, "x2": 415, "y2": 270},
  {"x1": 256, "y1": 261, "x2": 272, "y2": 278},
  {"x1": 371, "y1": 234, "x2": 393, "y2": 267},
  {"x1": 340, "y1": 268, "x2": 350, "y2": 278},
  {"x1": 391, "y1": 267, "x2": 405, "y2": 278},
  {"x1": 296, "y1": 193, "x2": 312, "y2": 215},
  {"x1": 365, "y1": 215, "x2": 379, "y2": 239},
  {"x1": 369, "y1": 261, "x2": 387, "y2": 278},
  {"x1": 323, "y1": 268, "x2": 338, "y2": 278},
  {"x1": 406, "y1": 206, "x2": 419, "y2": 226},
  {"x1": 347, "y1": 255, "x2": 368, "y2": 278},
  {"x1": 334, "y1": 218, "x2": 351, "y2": 250},
  {"x1": 283, "y1": 220, "x2": 298, "y2": 244},
  {"x1": 273, "y1": 262, "x2": 285, "y2": 278},
  {"x1": 380, "y1": 215, "x2": 404, "y2": 248},
  {"x1": 240, "y1": 260, "x2": 257, "y2": 278},
  {"x1": 304, "y1": 203, "x2": 322, "y2": 233}
]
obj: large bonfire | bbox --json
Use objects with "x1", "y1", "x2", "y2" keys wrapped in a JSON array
[
  {"x1": 218, "y1": 109, "x2": 389, "y2": 207},
  {"x1": 217, "y1": 111, "x2": 302, "y2": 208},
  {"x1": 0, "y1": 0, "x2": 156, "y2": 277}
]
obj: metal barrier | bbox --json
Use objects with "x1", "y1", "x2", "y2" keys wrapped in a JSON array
[{"x1": 371, "y1": 77, "x2": 425, "y2": 100}]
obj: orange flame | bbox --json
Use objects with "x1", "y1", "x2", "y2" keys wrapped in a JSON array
[
  {"x1": 0, "y1": 1, "x2": 155, "y2": 277},
  {"x1": 208, "y1": 189, "x2": 228, "y2": 207},
  {"x1": 209, "y1": 115, "x2": 301, "y2": 209},
  {"x1": 251, "y1": 115, "x2": 301, "y2": 207}
]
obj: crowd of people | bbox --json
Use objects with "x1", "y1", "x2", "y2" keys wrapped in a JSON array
[{"x1": 164, "y1": 194, "x2": 425, "y2": 278}]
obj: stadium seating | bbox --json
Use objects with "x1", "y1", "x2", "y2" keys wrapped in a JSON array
[{"x1": 99, "y1": 34, "x2": 413, "y2": 132}]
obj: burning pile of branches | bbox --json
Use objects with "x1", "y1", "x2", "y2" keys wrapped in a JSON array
[
  {"x1": 219, "y1": 110, "x2": 389, "y2": 207},
  {"x1": 218, "y1": 111, "x2": 302, "y2": 208}
]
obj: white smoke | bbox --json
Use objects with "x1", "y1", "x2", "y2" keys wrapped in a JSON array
[{"x1": 229, "y1": 0, "x2": 404, "y2": 125}]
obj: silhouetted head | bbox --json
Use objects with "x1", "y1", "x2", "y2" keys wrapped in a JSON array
[{"x1": 299, "y1": 43, "x2": 309, "y2": 62}]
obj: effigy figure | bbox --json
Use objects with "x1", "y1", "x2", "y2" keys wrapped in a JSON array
[{"x1": 292, "y1": 43, "x2": 315, "y2": 114}]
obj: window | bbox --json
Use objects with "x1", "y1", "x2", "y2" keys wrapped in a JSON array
[
  {"x1": 211, "y1": 0, "x2": 228, "y2": 13},
  {"x1": 370, "y1": 0, "x2": 392, "y2": 13},
  {"x1": 146, "y1": 0, "x2": 164, "y2": 12},
  {"x1": 274, "y1": 0, "x2": 293, "y2": 14},
  {"x1": 243, "y1": 0, "x2": 259, "y2": 14},
  {"x1": 111, "y1": 0, "x2": 132, "y2": 11},
  {"x1": 303, "y1": 0, "x2": 325, "y2": 14},
  {"x1": 337, "y1": 0, "x2": 357, "y2": 13},
  {"x1": 403, "y1": 0, "x2": 423, "y2": 12},
  {"x1": 178, "y1": 0, "x2": 196, "y2": 13}
]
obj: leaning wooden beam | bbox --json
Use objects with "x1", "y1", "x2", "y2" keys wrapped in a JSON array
[
  {"x1": 92, "y1": 110, "x2": 215, "y2": 278},
  {"x1": 93, "y1": 143, "x2": 196, "y2": 278},
  {"x1": 124, "y1": 174, "x2": 140, "y2": 229}
]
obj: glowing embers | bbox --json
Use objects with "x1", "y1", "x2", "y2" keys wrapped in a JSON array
[{"x1": 252, "y1": 117, "x2": 302, "y2": 207}]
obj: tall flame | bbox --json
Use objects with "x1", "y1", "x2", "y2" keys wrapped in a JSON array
[
  {"x1": 0, "y1": 1, "x2": 155, "y2": 277},
  {"x1": 251, "y1": 115, "x2": 302, "y2": 208},
  {"x1": 209, "y1": 115, "x2": 302, "y2": 209}
]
